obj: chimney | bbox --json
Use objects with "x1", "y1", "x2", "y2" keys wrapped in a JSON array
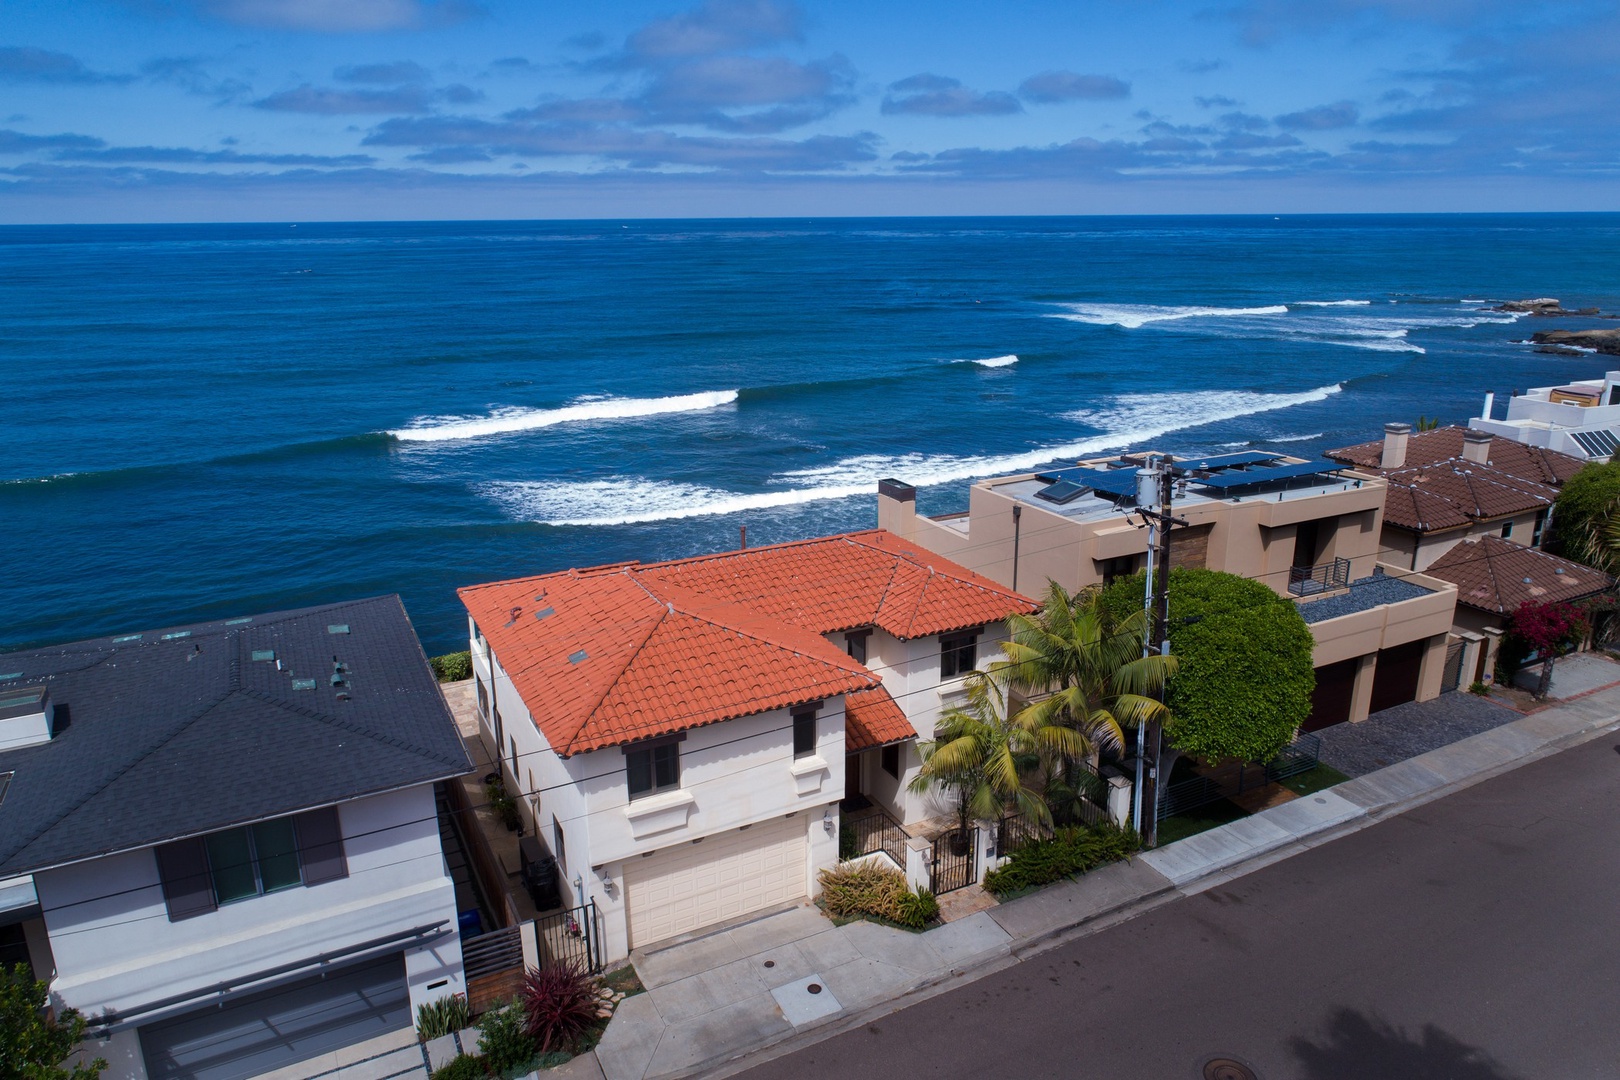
[
  {"x1": 0, "y1": 685, "x2": 54, "y2": 751},
  {"x1": 1481, "y1": 391, "x2": 1495, "y2": 422},
  {"x1": 1381, "y1": 422, "x2": 1411, "y2": 470},
  {"x1": 877, "y1": 478, "x2": 917, "y2": 537},
  {"x1": 1461, "y1": 428, "x2": 1492, "y2": 465}
]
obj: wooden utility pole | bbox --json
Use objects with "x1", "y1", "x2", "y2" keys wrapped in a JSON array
[{"x1": 1133, "y1": 456, "x2": 1184, "y2": 848}]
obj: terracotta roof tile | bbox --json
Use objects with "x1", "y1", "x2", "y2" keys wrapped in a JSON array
[
  {"x1": 1326, "y1": 425, "x2": 1584, "y2": 485},
  {"x1": 1375, "y1": 461, "x2": 1558, "y2": 532},
  {"x1": 459, "y1": 529, "x2": 1034, "y2": 755},
  {"x1": 844, "y1": 686, "x2": 916, "y2": 751},
  {"x1": 1424, "y1": 537, "x2": 1612, "y2": 615}
]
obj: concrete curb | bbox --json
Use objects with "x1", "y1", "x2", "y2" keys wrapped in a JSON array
[{"x1": 617, "y1": 693, "x2": 1620, "y2": 1080}]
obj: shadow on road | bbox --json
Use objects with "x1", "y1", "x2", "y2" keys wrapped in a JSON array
[{"x1": 1289, "y1": 1008, "x2": 1522, "y2": 1080}]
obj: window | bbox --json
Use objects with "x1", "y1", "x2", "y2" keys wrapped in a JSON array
[
  {"x1": 881, "y1": 744, "x2": 900, "y2": 779},
  {"x1": 1533, "y1": 509, "x2": 1549, "y2": 547},
  {"x1": 940, "y1": 630, "x2": 979, "y2": 679},
  {"x1": 154, "y1": 807, "x2": 347, "y2": 921},
  {"x1": 1501, "y1": 521, "x2": 1514, "y2": 539},
  {"x1": 625, "y1": 737, "x2": 681, "y2": 800},
  {"x1": 844, "y1": 630, "x2": 870, "y2": 664},
  {"x1": 475, "y1": 677, "x2": 489, "y2": 721},
  {"x1": 552, "y1": 815, "x2": 566, "y2": 873},
  {"x1": 508, "y1": 734, "x2": 519, "y2": 777},
  {"x1": 793, "y1": 709, "x2": 818, "y2": 758},
  {"x1": 1099, "y1": 555, "x2": 1138, "y2": 586}
]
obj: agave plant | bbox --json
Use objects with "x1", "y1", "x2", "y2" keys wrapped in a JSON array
[{"x1": 415, "y1": 993, "x2": 471, "y2": 1040}]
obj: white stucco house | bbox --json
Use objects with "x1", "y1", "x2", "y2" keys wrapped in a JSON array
[
  {"x1": 0, "y1": 597, "x2": 473, "y2": 1080},
  {"x1": 458, "y1": 527, "x2": 1036, "y2": 961}
]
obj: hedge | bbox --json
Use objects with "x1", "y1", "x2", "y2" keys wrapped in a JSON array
[
  {"x1": 982, "y1": 823, "x2": 1140, "y2": 896},
  {"x1": 430, "y1": 651, "x2": 473, "y2": 682},
  {"x1": 1099, "y1": 568, "x2": 1315, "y2": 764}
]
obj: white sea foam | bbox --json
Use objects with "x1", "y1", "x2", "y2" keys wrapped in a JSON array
[
  {"x1": 1271, "y1": 432, "x2": 1325, "y2": 443},
  {"x1": 487, "y1": 383, "x2": 1343, "y2": 527},
  {"x1": 952, "y1": 354, "x2": 1018, "y2": 368},
  {"x1": 1049, "y1": 303, "x2": 1290, "y2": 329},
  {"x1": 389, "y1": 390, "x2": 739, "y2": 442},
  {"x1": 1294, "y1": 300, "x2": 1372, "y2": 307}
]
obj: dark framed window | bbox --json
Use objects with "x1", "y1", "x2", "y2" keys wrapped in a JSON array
[
  {"x1": 552, "y1": 815, "x2": 567, "y2": 872},
  {"x1": 475, "y1": 677, "x2": 489, "y2": 720},
  {"x1": 155, "y1": 807, "x2": 347, "y2": 921},
  {"x1": 1533, "y1": 510, "x2": 1549, "y2": 547},
  {"x1": 792, "y1": 709, "x2": 818, "y2": 758},
  {"x1": 625, "y1": 737, "x2": 682, "y2": 800},
  {"x1": 1501, "y1": 521, "x2": 1514, "y2": 539},
  {"x1": 881, "y1": 744, "x2": 900, "y2": 779},
  {"x1": 844, "y1": 630, "x2": 870, "y2": 664},
  {"x1": 1099, "y1": 555, "x2": 1138, "y2": 586},
  {"x1": 940, "y1": 630, "x2": 979, "y2": 679}
]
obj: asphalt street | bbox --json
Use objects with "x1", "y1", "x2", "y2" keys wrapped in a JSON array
[{"x1": 735, "y1": 733, "x2": 1620, "y2": 1080}]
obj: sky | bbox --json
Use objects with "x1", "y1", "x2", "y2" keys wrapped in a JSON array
[{"x1": 1, "y1": 0, "x2": 1617, "y2": 221}]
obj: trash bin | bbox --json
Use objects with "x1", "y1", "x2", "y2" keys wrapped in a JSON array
[
  {"x1": 457, "y1": 909, "x2": 482, "y2": 938},
  {"x1": 519, "y1": 835, "x2": 560, "y2": 911}
]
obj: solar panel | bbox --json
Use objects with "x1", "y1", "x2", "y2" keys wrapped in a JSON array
[
  {"x1": 1066, "y1": 468, "x2": 1142, "y2": 498},
  {"x1": 1171, "y1": 451, "x2": 1281, "y2": 474},
  {"x1": 1570, "y1": 428, "x2": 1620, "y2": 458},
  {"x1": 1192, "y1": 459, "x2": 1346, "y2": 490},
  {"x1": 1034, "y1": 479, "x2": 1090, "y2": 504}
]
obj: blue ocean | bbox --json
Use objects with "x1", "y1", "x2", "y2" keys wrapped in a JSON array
[{"x1": 4, "y1": 214, "x2": 1618, "y2": 655}]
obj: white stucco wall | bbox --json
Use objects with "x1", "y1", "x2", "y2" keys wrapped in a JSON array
[{"x1": 36, "y1": 784, "x2": 462, "y2": 1026}]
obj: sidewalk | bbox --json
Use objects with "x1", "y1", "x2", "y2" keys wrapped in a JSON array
[{"x1": 575, "y1": 681, "x2": 1620, "y2": 1080}]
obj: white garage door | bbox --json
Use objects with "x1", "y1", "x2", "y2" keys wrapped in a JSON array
[{"x1": 624, "y1": 815, "x2": 807, "y2": 948}]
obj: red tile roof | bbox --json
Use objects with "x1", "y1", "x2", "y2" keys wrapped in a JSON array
[
  {"x1": 1326, "y1": 426, "x2": 1584, "y2": 486},
  {"x1": 459, "y1": 529, "x2": 1035, "y2": 756},
  {"x1": 1424, "y1": 537, "x2": 1612, "y2": 615},
  {"x1": 844, "y1": 686, "x2": 916, "y2": 751},
  {"x1": 1378, "y1": 461, "x2": 1557, "y2": 533}
]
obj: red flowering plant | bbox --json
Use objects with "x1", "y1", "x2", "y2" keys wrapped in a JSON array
[{"x1": 1498, "y1": 600, "x2": 1591, "y2": 677}]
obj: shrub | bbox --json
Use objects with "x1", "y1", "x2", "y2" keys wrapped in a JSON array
[
  {"x1": 1497, "y1": 599, "x2": 1590, "y2": 678},
  {"x1": 1548, "y1": 459, "x2": 1620, "y2": 571},
  {"x1": 431, "y1": 651, "x2": 473, "y2": 682},
  {"x1": 477, "y1": 1000, "x2": 537, "y2": 1077},
  {"x1": 521, "y1": 962, "x2": 603, "y2": 1055},
  {"x1": 818, "y1": 862, "x2": 938, "y2": 929},
  {"x1": 431, "y1": 1055, "x2": 487, "y2": 1080},
  {"x1": 1100, "y1": 568, "x2": 1316, "y2": 764},
  {"x1": 837, "y1": 815, "x2": 859, "y2": 861},
  {"x1": 982, "y1": 823, "x2": 1140, "y2": 897},
  {"x1": 1468, "y1": 681, "x2": 1490, "y2": 696},
  {"x1": 416, "y1": 994, "x2": 471, "y2": 1040}
]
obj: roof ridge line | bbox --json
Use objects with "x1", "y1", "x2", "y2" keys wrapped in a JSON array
[
  {"x1": 663, "y1": 596, "x2": 876, "y2": 679},
  {"x1": 0, "y1": 686, "x2": 239, "y2": 868},
  {"x1": 564, "y1": 575, "x2": 669, "y2": 755}
]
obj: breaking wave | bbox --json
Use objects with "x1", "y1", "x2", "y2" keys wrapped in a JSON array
[
  {"x1": 388, "y1": 390, "x2": 739, "y2": 443},
  {"x1": 1293, "y1": 300, "x2": 1372, "y2": 307},
  {"x1": 952, "y1": 354, "x2": 1019, "y2": 368},
  {"x1": 1050, "y1": 303, "x2": 1289, "y2": 328},
  {"x1": 486, "y1": 383, "x2": 1344, "y2": 527}
]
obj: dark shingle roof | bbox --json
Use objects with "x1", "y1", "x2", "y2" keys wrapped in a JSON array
[
  {"x1": 1325, "y1": 426, "x2": 1585, "y2": 486},
  {"x1": 0, "y1": 596, "x2": 471, "y2": 877},
  {"x1": 1424, "y1": 537, "x2": 1613, "y2": 615}
]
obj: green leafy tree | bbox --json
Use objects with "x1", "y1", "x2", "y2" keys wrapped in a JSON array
[
  {"x1": 1100, "y1": 568, "x2": 1316, "y2": 764},
  {"x1": 1550, "y1": 460, "x2": 1620, "y2": 573},
  {"x1": 1, "y1": 965, "x2": 107, "y2": 1080},
  {"x1": 909, "y1": 673, "x2": 1078, "y2": 836}
]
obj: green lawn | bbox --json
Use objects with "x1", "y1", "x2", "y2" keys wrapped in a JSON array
[
  {"x1": 1279, "y1": 763, "x2": 1351, "y2": 797},
  {"x1": 1154, "y1": 798, "x2": 1247, "y2": 845}
]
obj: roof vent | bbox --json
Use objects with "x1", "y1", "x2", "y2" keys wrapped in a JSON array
[
  {"x1": 252, "y1": 649, "x2": 276, "y2": 662},
  {"x1": 291, "y1": 678, "x2": 318, "y2": 691},
  {"x1": 535, "y1": 607, "x2": 555, "y2": 620},
  {"x1": 327, "y1": 624, "x2": 350, "y2": 635},
  {"x1": 162, "y1": 630, "x2": 192, "y2": 641},
  {"x1": 1555, "y1": 567, "x2": 1566, "y2": 575},
  {"x1": 225, "y1": 617, "x2": 253, "y2": 626},
  {"x1": 1522, "y1": 576, "x2": 1533, "y2": 584},
  {"x1": 0, "y1": 685, "x2": 54, "y2": 751},
  {"x1": 568, "y1": 649, "x2": 589, "y2": 664}
]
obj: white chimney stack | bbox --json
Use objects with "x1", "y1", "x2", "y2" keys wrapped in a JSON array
[
  {"x1": 1482, "y1": 392, "x2": 1495, "y2": 422},
  {"x1": 1381, "y1": 422, "x2": 1411, "y2": 470},
  {"x1": 1461, "y1": 428, "x2": 1493, "y2": 465}
]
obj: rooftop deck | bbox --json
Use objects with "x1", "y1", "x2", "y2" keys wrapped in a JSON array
[
  {"x1": 989, "y1": 471, "x2": 1375, "y2": 525},
  {"x1": 1296, "y1": 574, "x2": 1435, "y2": 624}
]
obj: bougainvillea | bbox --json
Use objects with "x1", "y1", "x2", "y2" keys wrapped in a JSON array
[{"x1": 1498, "y1": 600, "x2": 1590, "y2": 677}]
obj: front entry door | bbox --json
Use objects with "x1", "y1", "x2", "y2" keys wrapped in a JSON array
[{"x1": 845, "y1": 754, "x2": 862, "y2": 799}]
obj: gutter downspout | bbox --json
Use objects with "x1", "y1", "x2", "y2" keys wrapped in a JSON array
[{"x1": 1011, "y1": 505, "x2": 1022, "y2": 593}]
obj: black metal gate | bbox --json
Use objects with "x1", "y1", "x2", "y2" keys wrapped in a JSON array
[
  {"x1": 535, "y1": 900, "x2": 605, "y2": 974},
  {"x1": 931, "y1": 829, "x2": 977, "y2": 894},
  {"x1": 1441, "y1": 638, "x2": 1465, "y2": 693}
]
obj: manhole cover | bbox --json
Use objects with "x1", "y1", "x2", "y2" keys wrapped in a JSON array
[
  {"x1": 806, "y1": 983, "x2": 822, "y2": 994},
  {"x1": 1202, "y1": 1058, "x2": 1257, "y2": 1080},
  {"x1": 763, "y1": 960, "x2": 775, "y2": 968}
]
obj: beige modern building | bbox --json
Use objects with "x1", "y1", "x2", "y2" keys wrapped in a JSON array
[{"x1": 877, "y1": 450, "x2": 1459, "y2": 731}]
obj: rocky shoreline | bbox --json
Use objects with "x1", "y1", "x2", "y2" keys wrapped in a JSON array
[
  {"x1": 1530, "y1": 328, "x2": 1620, "y2": 356},
  {"x1": 1492, "y1": 297, "x2": 1608, "y2": 317}
]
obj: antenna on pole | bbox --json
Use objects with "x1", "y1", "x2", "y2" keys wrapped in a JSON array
[
  {"x1": 1130, "y1": 453, "x2": 1183, "y2": 848},
  {"x1": 1130, "y1": 455, "x2": 1162, "y2": 836}
]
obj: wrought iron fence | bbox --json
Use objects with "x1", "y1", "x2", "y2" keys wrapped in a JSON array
[
  {"x1": 931, "y1": 829, "x2": 977, "y2": 894},
  {"x1": 1288, "y1": 558, "x2": 1352, "y2": 597},
  {"x1": 535, "y1": 900, "x2": 605, "y2": 974},
  {"x1": 1157, "y1": 732, "x2": 1322, "y2": 819},
  {"x1": 841, "y1": 807, "x2": 908, "y2": 867}
]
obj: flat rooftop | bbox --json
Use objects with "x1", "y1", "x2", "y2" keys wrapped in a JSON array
[
  {"x1": 1296, "y1": 574, "x2": 1435, "y2": 624},
  {"x1": 987, "y1": 470, "x2": 1375, "y2": 526}
]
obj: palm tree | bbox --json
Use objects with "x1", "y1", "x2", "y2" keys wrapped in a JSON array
[
  {"x1": 908, "y1": 671, "x2": 1081, "y2": 840},
  {"x1": 998, "y1": 580, "x2": 1177, "y2": 763}
]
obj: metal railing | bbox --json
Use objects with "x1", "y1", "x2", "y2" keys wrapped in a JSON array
[
  {"x1": 1288, "y1": 557, "x2": 1352, "y2": 596},
  {"x1": 1157, "y1": 732, "x2": 1322, "y2": 818},
  {"x1": 534, "y1": 900, "x2": 605, "y2": 974},
  {"x1": 995, "y1": 813, "x2": 1043, "y2": 857},
  {"x1": 842, "y1": 806, "x2": 908, "y2": 867}
]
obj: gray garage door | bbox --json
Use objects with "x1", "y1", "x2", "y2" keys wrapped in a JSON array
[{"x1": 139, "y1": 953, "x2": 412, "y2": 1080}]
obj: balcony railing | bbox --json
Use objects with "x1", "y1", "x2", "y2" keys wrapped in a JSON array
[{"x1": 1288, "y1": 557, "x2": 1351, "y2": 596}]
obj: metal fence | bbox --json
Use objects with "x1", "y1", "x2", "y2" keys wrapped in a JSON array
[
  {"x1": 1288, "y1": 558, "x2": 1352, "y2": 597},
  {"x1": 1441, "y1": 639, "x2": 1465, "y2": 693},
  {"x1": 1157, "y1": 732, "x2": 1322, "y2": 819},
  {"x1": 462, "y1": 924, "x2": 523, "y2": 981},
  {"x1": 842, "y1": 807, "x2": 908, "y2": 867},
  {"x1": 931, "y1": 829, "x2": 977, "y2": 894},
  {"x1": 995, "y1": 812, "x2": 1043, "y2": 858},
  {"x1": 534, "y1": 900, "x2": 605, "y2": 974}
]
